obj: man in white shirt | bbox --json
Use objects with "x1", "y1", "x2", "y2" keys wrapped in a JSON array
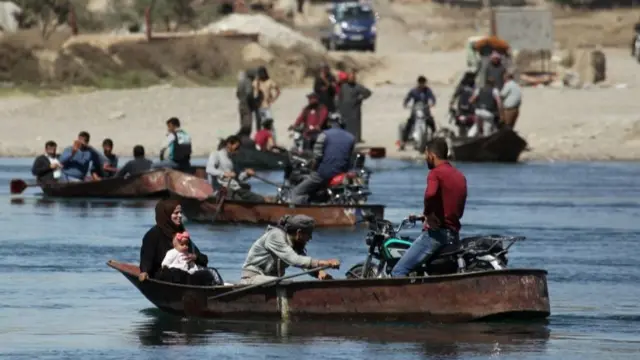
[{"x1": 500, "y1": 72, "x2": 522, "y2": 129}]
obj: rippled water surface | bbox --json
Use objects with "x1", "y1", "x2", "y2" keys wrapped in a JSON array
[{"x1": 1, "y1": 157, "x2": 639, "y2": 359}]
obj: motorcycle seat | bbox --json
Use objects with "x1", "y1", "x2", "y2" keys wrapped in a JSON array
[{"x1": 328, "y1": 172, "x2": 356, "y2": 187}]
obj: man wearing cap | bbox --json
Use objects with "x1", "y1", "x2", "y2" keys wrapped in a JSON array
[
  {"x1": 240, "y1": 215, "x2": 341, "y2": 285},
  {"x1": 289, "y1": 92, "x2": 329, "y2": 151},
  {"x1": 289, "y1": 115, "x2": 355, "y2": 204}
]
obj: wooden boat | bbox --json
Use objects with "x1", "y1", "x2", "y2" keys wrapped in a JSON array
[
  {"x1": 37, "y1": 168, "x2": 207, "y2": 199},
  {"x1": 165, "y1": 173, "x2": 385, "y2": 227},
  {"x1": 180, "y1": 196, "x2": 385, "y2": 227},
  {"x1": 107, "y1": 260, "x2": 551, "y2": 323},
  {"x1": 449, "y1": 128, "x2": 528, "y2": 163}
]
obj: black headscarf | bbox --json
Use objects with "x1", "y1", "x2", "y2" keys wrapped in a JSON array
[{"x1": 155, "y1": 199, "x2": 184, "y2": 238}]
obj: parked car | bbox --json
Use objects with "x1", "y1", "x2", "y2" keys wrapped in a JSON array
[{"x1": 321, "y1": 1, "x2": 376, "y2": 52}]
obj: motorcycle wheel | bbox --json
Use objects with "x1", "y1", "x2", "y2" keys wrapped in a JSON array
[
  {"x1": 466, "y1": 259, "x2": 504, "y2": 272},
  {"x1": 345, "y1": 262, "x2": 379, "y2": 279},
  {"x1": 417, "y1": 129, "x2": 429, "y2": 154}
]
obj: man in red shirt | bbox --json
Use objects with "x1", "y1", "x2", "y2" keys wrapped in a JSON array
[
  {"x1": 254, "y1": 119, "x2": 275, "y2": 151},
  {"x1": 289, "y1": 93, "x2": 329, "y2": 150},
  {"x1": 391, "y1": 138, "x2": 467, "y2": 277}
]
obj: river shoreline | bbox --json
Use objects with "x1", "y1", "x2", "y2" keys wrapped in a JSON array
[{"x1": 1, "y1": 78, "x2": 639, "y2": 163}]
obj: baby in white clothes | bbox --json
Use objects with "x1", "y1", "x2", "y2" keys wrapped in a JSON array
[{"x1": 161, "y1": 231, "x2": 205, "y2": 275}]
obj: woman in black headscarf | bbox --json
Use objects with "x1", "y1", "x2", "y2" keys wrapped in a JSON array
[{"x1": 138, "y1": 199, "x2": 214, "y2": 285}]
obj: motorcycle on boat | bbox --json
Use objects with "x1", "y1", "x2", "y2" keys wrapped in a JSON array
[
  {"x1": 275, "y1": 152, "x2": 372, "y2": 205},
  {"x1": 345, "y1": 215, "x2": 524, "y2": 279},
  {"x1": 398, "y1": 101, "x2": 432, "y2": 153}
]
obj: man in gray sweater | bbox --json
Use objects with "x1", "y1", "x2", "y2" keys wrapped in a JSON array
[
  {"x1": 206, "y1": 135, "x2": 264, "y2": 203},
  {"x1": 240, "y1": 215, "x2": 341, "y2": 285}
]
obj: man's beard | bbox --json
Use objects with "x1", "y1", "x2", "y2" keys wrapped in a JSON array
[{"x1": 427, "y1": 160, "x2": 435, "y2": 170}]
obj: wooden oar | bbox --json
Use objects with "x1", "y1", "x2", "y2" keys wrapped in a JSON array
[
  {"x1": 10, "y1": 179, "x2": 37, "y2": 195},
  {"x1": 208, "y1": 265, "x2": 331, "y2": 302},
  {"x1": 211, "y1": 179, "x2": 231, "y2": 221},
  {"x1": 252, "y1": 174, "x2": 282, "y2": 188}
]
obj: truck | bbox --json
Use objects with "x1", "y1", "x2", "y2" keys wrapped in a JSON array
[{"x1": 321, "y1": 1, "x2": 377, "y2": 52}]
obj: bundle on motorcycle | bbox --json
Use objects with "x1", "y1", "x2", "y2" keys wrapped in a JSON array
[{"x1": 108, "y1": 258, "x2": 549, "y2": 323}]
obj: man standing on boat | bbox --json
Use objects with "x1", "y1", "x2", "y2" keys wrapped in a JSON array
[
  {"x1": 59, "y1": 131, "x2": 103, "y2": 182},
  {"x1": 205, "y1": 135, "x2": 264, "y2": 203},
  {"x1": 240, "y1": 214, "x2": 340, "y2": 285},
  {"x1": 156, "y1": 117, "x2": 192, "y2": 171},
  {"x1": 391, "y1": 138, "x2": 467, "y2": 277},
  {"x1": 31, "y1": 140, "x2": 62, "y2": 183},
  {"x1": 289, "y1": 115, "x2": 355, "y2": 205}
]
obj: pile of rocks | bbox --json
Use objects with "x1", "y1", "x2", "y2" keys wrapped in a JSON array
[{"x1": 201, "y1": 13, "x2": 326, "y2": 55}]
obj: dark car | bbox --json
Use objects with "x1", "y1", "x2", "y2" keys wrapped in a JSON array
[{"x1": 322, "y1": 2, "x2": 377, "y2": 52}]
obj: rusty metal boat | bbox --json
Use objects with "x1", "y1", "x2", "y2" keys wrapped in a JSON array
[
  {"x1": 107, "y1": 260, "x2": 550, "y2": 323},
  {"x1": 36, "y1": 168, "x2": 207, "y2": 199},
  {"x1": 165, "y1": 172, "x2": 385, "y2": 227}
]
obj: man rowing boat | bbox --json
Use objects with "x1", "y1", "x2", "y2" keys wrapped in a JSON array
[
  {"x1": 240, "y1": 215, "x2": 340, "y2": 285},
  {"x1": 205, "y1": 135, "x2": 264, "y2": 203}
]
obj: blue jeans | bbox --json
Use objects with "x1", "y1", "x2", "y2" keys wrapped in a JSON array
[
  {"x1": 61, "y1": 173, "x2": 83, "y2": 182},
  {"x1": 289, "y1": 172, "x2": 325, "y2": 204},
  {"x1": 391, "y1": 229, "x2": 459, "y2": 277}
]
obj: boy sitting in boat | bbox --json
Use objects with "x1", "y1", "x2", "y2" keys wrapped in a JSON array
[{"x1": 240, "y1": 215, "x2": 340, "y2": 285}]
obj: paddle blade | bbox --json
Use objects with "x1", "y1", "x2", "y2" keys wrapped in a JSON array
[
  {"x1": 367, "y1": 147, "x2": 386, "y2": 159},
  {"x1": 10, "y1": 179, "x2": 28, "y2": 195}
]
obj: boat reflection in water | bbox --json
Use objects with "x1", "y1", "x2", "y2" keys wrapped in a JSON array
[{"x1": 134, "y1": 309, "x2": 550, "y2": 357}]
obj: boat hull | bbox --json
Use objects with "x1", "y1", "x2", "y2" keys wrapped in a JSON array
[
  {"x1": 179, "y1": 196, "x2": 385, "y2": 227},
  {"x1": 38, "y1": 168, "x2": 207, "y2": 199},
  {"x1": 450, "y1": 128, "x2": 527, "y2": 163},
  {"x1": 108, "y1": 260, "x2": 550, "y2": 323}
]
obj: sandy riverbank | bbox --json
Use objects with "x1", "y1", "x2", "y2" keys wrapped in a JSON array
[{"x1": 1, "y1": 56, "x2": 640, "y2": 163}]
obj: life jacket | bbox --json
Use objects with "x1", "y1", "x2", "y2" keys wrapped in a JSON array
[{"x1": 169, "y1": 129, "x2": 192, "y2": 164}]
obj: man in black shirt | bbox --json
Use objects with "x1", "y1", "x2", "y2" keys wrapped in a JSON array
[
  {"x1": 116, "y1": 145, "x2": 153, "y2": 178},
  {"x1": 31, "y1": 140, "x2": 62, "y2": 182}
]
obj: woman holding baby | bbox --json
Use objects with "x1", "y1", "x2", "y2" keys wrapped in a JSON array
[{"x1": 138, "y1": 199, "x2": 221, "y2": 286}]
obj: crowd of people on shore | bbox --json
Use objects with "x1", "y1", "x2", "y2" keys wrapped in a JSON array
[{"x1": 235, "y1": 63, "x2": 372, "y2": 146}]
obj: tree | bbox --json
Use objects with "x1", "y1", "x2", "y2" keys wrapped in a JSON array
[
  {"x1": 14, "y1": 0, "x2": 71, "y2": 39},
  {"x1": 134, "y1": 0, "x2": 197, "y2": 32}
]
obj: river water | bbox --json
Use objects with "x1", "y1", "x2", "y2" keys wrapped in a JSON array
[{"x1": 0, "y1": 157, "x2": 639, "y2": 359}]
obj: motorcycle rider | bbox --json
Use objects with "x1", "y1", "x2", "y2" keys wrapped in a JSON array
[
  {"x1": 391, "y1": 138, "x2": 467, "y2": 277},
  {"x1": 469, "y1": 76, "x2": 503, "y2": 135},
  {"x1": 398, "y1": 76, "x2": 436, "y2": 149},
  {"x1": 449, "y1": 71, "x2": 478, "y2": 136},
  {"x1": 289, "y1": 92, "x2": 329, "y2": 152},
  {"x1": 289, "y1": 115, "x2": 355, "y2": 205}
]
